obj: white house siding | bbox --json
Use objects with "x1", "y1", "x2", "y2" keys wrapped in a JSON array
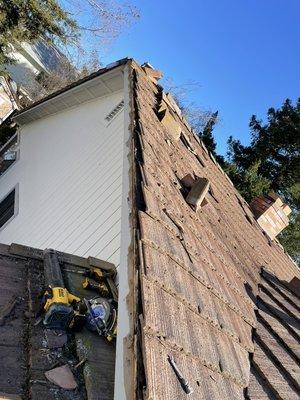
[{"x1": 0, "y1": 90, "x2": 125, "y2": 267}]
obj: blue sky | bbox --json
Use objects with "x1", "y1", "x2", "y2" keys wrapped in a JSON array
[{"x1": 100, "y1": 0, "x2": 300, "y2": 156}]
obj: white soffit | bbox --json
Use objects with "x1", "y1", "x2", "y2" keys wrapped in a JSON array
[{"x1": 14, "y1": 66, "x2": 125, "y2": 125}]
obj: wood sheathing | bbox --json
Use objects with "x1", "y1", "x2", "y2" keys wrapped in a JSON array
[{"x1": 129, "y1": 60, "x2": 300, "y2": 399}]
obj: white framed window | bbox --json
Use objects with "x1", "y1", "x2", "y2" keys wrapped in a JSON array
[
  {"x1": 0, "y1": 132, "x2": 20, "y2": 178},
  {"x1": 0, "y1": 184, "x2": 19, "y2": 230}
]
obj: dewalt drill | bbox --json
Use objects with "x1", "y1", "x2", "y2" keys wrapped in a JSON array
[{"x1": 41, "y1": 249, "x2": 82, "y2": 330}]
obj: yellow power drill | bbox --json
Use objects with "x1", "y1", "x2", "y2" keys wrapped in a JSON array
[{"x1": 42, "y1": 249, "x2": 82, "y2": 330}]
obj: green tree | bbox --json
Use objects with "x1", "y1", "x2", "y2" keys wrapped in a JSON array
[
  {"x1": 278, "y1": 212, "x2": 300, "y2": 264},
  {"x1": 228, "y1": 98, "x2": 300, "y2": 209},
  {"x1": 224, "y1": 160, "x2": 271, "y2": 203},
  {"x1": 197, "y1": 110, "x2": 226, "y2": 165},
  {"x1": 0, "y1": 1, "x2": 139, "y2": 67},
  {"x1": 199, "y1": 111, "x2": 218, "y2": 154},
  {"x1": 0, "y1": 0, "x2": 78, "y2": 64},
  {"x1": 227, "y1": 98, "x2": 300, "y2": 263}
]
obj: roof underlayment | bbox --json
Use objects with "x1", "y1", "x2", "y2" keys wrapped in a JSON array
[{"x1": 129, "y1": 61, "x2": 300, "y2": 399}]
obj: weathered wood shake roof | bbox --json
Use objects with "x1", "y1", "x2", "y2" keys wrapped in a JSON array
[{"x1": 130, "y1": 61, "x2": 300, "y2": 399}]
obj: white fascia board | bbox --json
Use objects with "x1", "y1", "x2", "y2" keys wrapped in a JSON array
[{"x1": 14, "y1": 65, "x2": 125, "y2": 125}]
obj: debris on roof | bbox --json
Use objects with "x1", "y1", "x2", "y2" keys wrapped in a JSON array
[
  {"x1": 163, "y1": 92, "x2": 182, "y2": 116},
  {"x1": 186, "y1": 177, "x2": 210, "y2": 210},
  {"x1": 158, "y1": 102, "x2": 182, "y2": 141},
  {"x1": 45, "y1": 364, "x2": 77, "y2": 390},
  {"x1": 141, "y1": 62, "x2": 163, "y2": 83},
  {"x1": 181, "y1": 173, "x2": 196, "y2": 189},
  {"x1": 167, "y1": 354, "x2": 194, "y2": 395},
  {"x1": 130, "y1": 60, "x2": 300, "y2": 399}
]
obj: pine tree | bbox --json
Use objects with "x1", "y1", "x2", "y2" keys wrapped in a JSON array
[
  {"x1": 227, "y1": 98, "x2": 300, "y2": 263},
  {"x1": 199, "y1": 111, "x2": 218, "y2": 154},
  {"x1": 0, "y1": 0, "x2": 78, "y2": 64},
  {"x1": 278, "y1": 212, "x2": 300, "y2": 264},
  {"x1": 223, "y1": 160, "x2": 271, "y2": 203},
  {"x1": 228, "y1": 98, "x2": 300, "y2": 208}
]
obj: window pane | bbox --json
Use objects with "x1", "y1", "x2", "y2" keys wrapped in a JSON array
[
  {"x1": 0, "y1": 134, "x2": 18, "y2": 176},
  {"x1": 0, "y1": 189, "x2": 15, "y2": 228}
]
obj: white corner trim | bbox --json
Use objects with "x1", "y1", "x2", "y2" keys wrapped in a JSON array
[{"x1": 114, "y1": 64, "x2": 132, "y2": 400}]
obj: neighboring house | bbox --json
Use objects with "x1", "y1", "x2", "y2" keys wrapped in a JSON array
[
  {"x1": 0, "y1": 59, "x2": 299, "y2": 400},
  {"x1": 0, "y1": 75, "x2": 19, "y2": 124},
  {"x1": 0, "y1": 40, "x2": 69, "y2": 115},
  {"x1": 1, "y1": 40, "x2": 70, "y2": 87}
]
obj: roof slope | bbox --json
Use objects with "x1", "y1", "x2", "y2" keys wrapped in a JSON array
[{"x1": 130, "y1": 62, "x2": 300, "y2": 399}]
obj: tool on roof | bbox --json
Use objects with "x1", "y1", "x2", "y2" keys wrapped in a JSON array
[
  {"x1": 38, "y1": 250, "x2": 118, "y2": 338},
  {"x1": 84, "y1": 297, "x2": 117, "y2": 341},
  {"x1": 63, "y1": 266, "x2": 117, "y2": 301},
  {"x1": 81, "y1": 267, "x2": 118, "y2": 303},
  {"x1": 167, "y1": 355, "x2": 193, "y2": 395},
  {"x1": 40, "y1": 249, "x2": 84, "y2": 330},
  {"x1": 81, "y1": 266, "x2": 118, "y2": 341},
  {"x1": 82, "y1": 277, "x2": 110, "y2": 297}
]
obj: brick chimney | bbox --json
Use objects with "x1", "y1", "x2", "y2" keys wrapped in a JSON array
[{"x1": 250, "y1": 192, "x2": 291, "y2": 240}]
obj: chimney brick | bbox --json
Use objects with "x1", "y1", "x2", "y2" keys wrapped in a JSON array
[{"x1": 250, "y1": 192, "x2": 291, "y2": 240}]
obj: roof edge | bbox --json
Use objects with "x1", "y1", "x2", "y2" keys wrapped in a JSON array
[{"x1": 14, "y1": 57, "x2": 132, "y2": 121}]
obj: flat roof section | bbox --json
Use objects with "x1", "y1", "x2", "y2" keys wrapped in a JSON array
[{"x1": 0, "y1": 243, "x2": 117, "y2": 400}]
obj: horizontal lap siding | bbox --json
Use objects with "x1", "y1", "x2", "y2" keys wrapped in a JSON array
[{"x1": 0, "y1": 90, "x2": 125, "y2": 267}]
